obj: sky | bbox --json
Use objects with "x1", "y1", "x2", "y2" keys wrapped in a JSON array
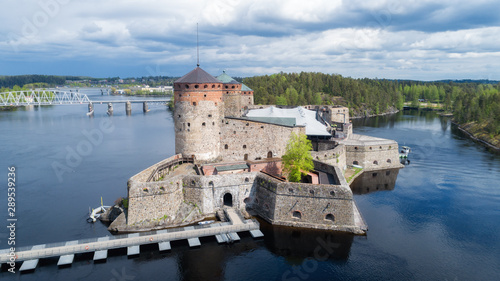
[{"x1": 1, "y1": 0, "x2": 500, "y2": 80}]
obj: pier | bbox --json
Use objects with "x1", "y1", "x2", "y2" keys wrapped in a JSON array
[{"x1": 0, "y1": 213, "x2": 263, "y2": 272}]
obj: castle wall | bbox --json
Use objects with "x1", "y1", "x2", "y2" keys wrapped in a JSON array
[
  {"x1": 223, "y1": 92, "x2": 242, "y2": 117},
  {"x1": 252, "y1": 172, "x2": 362, "y2": 233},
  {"x1": 220, "y1": 118, "x2": 305, "y2": 162},
  {"x1": 344, "y1": 142, "x2": 401, "y2": 170},
  {"x1": 241, "y1": 92, "x2": 254, "y2": 108},
  {"x1": 127, "y1": 175, "x2": 184, "y2": 225},
  {"x1": 311, "y1": 144, "x2": 347, "y2": 170},
  {"x1": 126, "y1": 157, "x2": 365, "y2": 234},
  {"x1": 181, "y1": 173, "x2": 259, "y2": 215}
]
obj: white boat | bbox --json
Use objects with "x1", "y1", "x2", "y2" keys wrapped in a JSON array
[
  {"x1": 87, "y1": 197, "x2": 110, "y2": 222},
  {"x1": 198, "y1": 220, "x2": 215, "y2": 225},
  {"x1": 399, "y1": 146, "x2": 411, "y2": 158},
  {"x1": 87, "y1": 206, "x2": 111, "y2": 223}
]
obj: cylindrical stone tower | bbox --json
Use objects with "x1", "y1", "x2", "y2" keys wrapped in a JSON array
[{"x1": 174, "y1": 66, "x2": 224, "y2": 162}]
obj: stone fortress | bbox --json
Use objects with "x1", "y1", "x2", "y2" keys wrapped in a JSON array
[{"x1": 117, "y1": 66, "x2": 403, "y2": 235}]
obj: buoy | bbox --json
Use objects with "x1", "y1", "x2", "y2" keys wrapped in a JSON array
[
  {"x1": 149, "y1": 237, "x2": 153, "y2": 242},
  {"x1": 15, "y1": 255, "x2": 18, "y2": 260},
  {"x1": 85, "y1": 245, "x2": 89, "y2": 250}
]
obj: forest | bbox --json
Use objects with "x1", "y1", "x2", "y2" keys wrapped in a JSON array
[
  {"x1": 243, "y1": 72, "x2": 500, "y2": 137},
  {"x1": 1, "y1": 72, "x2": 499, "y2": 138}
]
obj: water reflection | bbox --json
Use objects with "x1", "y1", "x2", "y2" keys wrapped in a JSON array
[
  {"x1": 259, "y1": 220, "x2": 354, "y2": 262},
  {"x1": 350, "y1": 168, "x2": 400, "y2": 194},
  {"x1": 121, "y1": 220, "x2": 354, "y2": 280}
]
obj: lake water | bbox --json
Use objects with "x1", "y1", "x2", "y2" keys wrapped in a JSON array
[{"x1": 1, "y1": 92, "x2": 499, "y2": 280}]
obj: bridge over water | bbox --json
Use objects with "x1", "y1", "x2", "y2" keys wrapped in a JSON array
[{"x1": 0, "y1": 90, "x2": 170, "y2": 115}]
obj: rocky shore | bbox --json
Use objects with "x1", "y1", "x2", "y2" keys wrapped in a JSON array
[{"x1": 454, "y1": 121, "x2": 500, "y2": 151}]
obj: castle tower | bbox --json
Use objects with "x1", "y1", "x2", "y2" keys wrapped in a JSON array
[
  {"x1": 174, "y1": 67, "x2": 224, "y2": 162},
  {"x1": 217, "y1": 71, "x2": 254, "y2": 116},
  {"x1": 217, "y1": 71, "x2": 242, "y2": 117}
]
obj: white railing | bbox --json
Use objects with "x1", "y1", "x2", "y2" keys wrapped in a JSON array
[{"x1": 0, "y1": 91, "x2": 91, "y2": 106}]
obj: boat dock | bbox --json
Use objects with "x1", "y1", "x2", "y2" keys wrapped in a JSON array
[{"x1": 0, "y1": 213, "x2": 263, "y2": 272}]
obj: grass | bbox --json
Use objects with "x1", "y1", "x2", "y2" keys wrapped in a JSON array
[{"x1": 346, "y1": 167, "x2": 363, "y2": 183}]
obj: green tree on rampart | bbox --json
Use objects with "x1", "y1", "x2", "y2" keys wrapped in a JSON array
[{"x1": 282, "y1": 132, "x2": 314, "y2": 182}]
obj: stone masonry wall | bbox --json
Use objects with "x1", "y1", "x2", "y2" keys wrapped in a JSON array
[
  {"x1": 174, "y1": 99, "x2": 224, "y2": 162},
  {"x1": 344, "y1": 142, "x2": 401, "y2": 170},
  {"x1": 311, "y1": 144, "x2": 347, "y2": 170},
  {"x1": 223, "y1": 92, "x2": 242, "y2": 117},
  {"x1": 180, "y1": 173, "x2": 259, "y2": 215},
  {"x1": 127, "y1": 175, "x2": 184, "y2": 225},
  {"x1": 253, "y1": 171, "x2": 361, "y2": 233},
  {"x1": 220, "y1": 118, "x2": 305, "y2": 162}
]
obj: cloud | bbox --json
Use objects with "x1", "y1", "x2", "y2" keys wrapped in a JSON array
[{"x1": 0, "y1": 0, "x2": 499, "y2": 80}]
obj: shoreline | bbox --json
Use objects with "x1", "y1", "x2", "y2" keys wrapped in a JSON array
[
  {"x1": 452, "y1": 121, "x2": 500, "y2": 151},
  {"x1": 350, "y1": 108, "x2": 399, "y2": 119}
]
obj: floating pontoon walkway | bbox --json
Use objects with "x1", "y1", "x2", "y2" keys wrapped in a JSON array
[{"x1": 0, "y1": 216, "x2": 262, "y2": 272}]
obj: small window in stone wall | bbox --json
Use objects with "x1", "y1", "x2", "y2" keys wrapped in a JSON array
[
  {"x1": 354, "y1": 147, "x2": 358, "y2": 150},
  {"x1": 212, "y1": 122, "x2": 215, "y2": 126},
  {"x1": 380, "y1": 146, "x2": 383, "y2": 149},
  {"x1": 195, "y1": 85, "x2": 199, "y2": 89},
  {"x1": 325, "y1": 214, "x2": 335, "y2": 222},
  {"x1": 225, "y1": 144, "x2": 228, "y2": 149},
  {"x1": 244, "y1": 197, "x2": 250, "y2": 204},
  {"x1": 373, "y1": 161, "x2": 378, "y2": 165},
  {"x1": 204, "y1": 94, "x2": 207, "y2": 97},
  {"x1": 288, "y1": 188, "x2": 294, "y2": 193},
  {"x1": 185, "y1": 85, "x2": 189, "y2": 89},
  {"x1": 191, "y1": 180, "x2": 195, "y2": 185},
  {"x1": 292, "y1": 211, "x2": 302, "y2": 219},
  {"x1": 193, "y1": 102, "x2": 197, "y2": 106},
  {"x1": 264, "y1": 204, "x2": 270, "y2": 211},
  {"x1": 372, "y1": 173, "x2": 377, "y2": 177},
  {"x1": 208, "y1": 114, "x2": 212, "y2": 117},
  {"x1": 243, "y1": 145, "x2": 247, "y2": 149},
  {"x1": 202, "y1": 122, "x2": 206, "y2": 126},
  {"x1": 260, "y1": 126, "x2": 264, "y2": 128},
  {"x1": 209, "y1": 181, "x2": 214, "y2": 188},
  {"x1": 386, "y1": 170, "x2": 391, "y2": 176},
  {"x1": 188, "y1": 123, "x2": 190, "y2": 127},
  {"x1": 330, "y1": 191, "x2": 335, "y2": 197},
  {"x1": 353, "y1": 161, "x2": 359, "y2": 165},
  {"x1": 204, "y1": 85, "x2": 208, "y2": 88},
  {"x1": 212, "y1": 85, "x2": 215, "y2": 88},
  {"x1": 245, "y1": 177, "x2": 249, "y2": 182},
  {"x1": 310, "y1": 189, "x2": 315, "y2": 196}
]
